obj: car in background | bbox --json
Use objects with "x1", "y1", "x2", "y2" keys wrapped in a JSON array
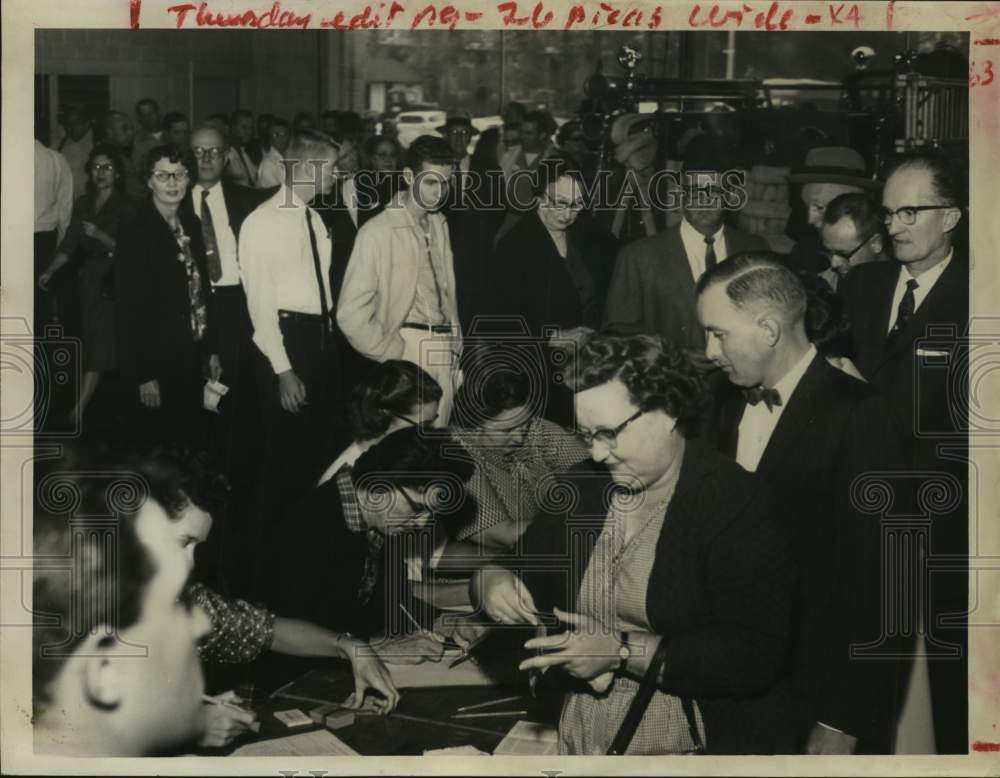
[{"x1": 395, "y1": 109, "x2": 448, "y2": 148}]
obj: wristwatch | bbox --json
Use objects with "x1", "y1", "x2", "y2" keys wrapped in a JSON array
[{"x1": 617, "y1": 631, "x2": 631, "y2": 675}]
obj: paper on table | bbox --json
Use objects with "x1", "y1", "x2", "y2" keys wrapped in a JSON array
[
  {"x1": 422, "y1": 745, "x2": 490, "y2": 756},
  {"x1": 493, "y1": 720, "x2": 559, "y2": 755},
  {"x1": 230, "y1": 729, "x2": 359, "y2": 757}
]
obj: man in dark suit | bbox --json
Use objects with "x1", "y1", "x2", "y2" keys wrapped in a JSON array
[
  {"x1": 697, "y1": 253, "x2": 906, "y2": 753},
  {"x1": 841, "y1": 153, "x2": 968, "y2": 754},
  {"x1": 183, "y1": 124, "x2": 276, "y2": 590},
  {"x1": 604, "y1": 166, "x2": 768, "y2": 355}
]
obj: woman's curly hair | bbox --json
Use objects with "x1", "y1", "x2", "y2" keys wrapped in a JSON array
[
  {"x1": 563, "y1": 331, "x2": 711, "y2": 438},
  {"x1": 345, "y1": 360, "x2": 443, "y2": 442}
]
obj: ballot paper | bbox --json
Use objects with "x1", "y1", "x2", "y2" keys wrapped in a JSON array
[
  {"x1": 492, "y1": 720, "x2": 559, "y2": 755},
  {"x1": 386, "y1": 658, "x2": 499, "y2": 688},
  {"x1": 230, "y1": 728, "x2": 359, "y2": 757}
]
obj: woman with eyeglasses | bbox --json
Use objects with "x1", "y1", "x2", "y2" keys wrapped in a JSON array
[
  {"x1": 114, "y1": 144, "x2": 220, "y2": 446},
  {"x1": 317, "y1": 359, "x2": 443, "y2": 486},
  {"x1": 37, "y1": 144, "x2": 136, "y2": 426},
  {"x1": 471, "y1": 333, "x2": 798, "y2": 754}
]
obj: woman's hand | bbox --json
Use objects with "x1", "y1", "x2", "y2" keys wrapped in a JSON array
[
  {"x1": 432, "y1": 613, "x2": 489, "y2": 649},
  {"x1": 199, "y1": 692, "x2": 257, "y2": 747},
  {"x1": 518, "y1": 607, "x2": 621, "y2": 681},
  {"x1": 475, "y1": 567, "x2": 540, "y2": 625},
  {"x1": 139, "y1": 379, "x2": 161, "y2": 409},
  {"x1": 372, "y1": 632, "x2": 445, "y2": 665},
  {"x1": 341, "y1": 639, "x2": 400, "y2": 715}
]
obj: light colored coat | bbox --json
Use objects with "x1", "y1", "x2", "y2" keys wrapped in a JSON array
[{"x1": 336, "y1": 195, "x2": 462, "y2": 362}]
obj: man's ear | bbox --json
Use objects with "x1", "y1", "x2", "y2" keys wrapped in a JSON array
[
  {"x1": 758, "y1": 314, "x2": 781, "y2": 347},
  {"x1": 402, "y1": 166, "x2": 414, "y2": 188},
  {"x1": 870, "y1": 232, "x2": 884, "y2": 257},
  {"x1": 942, "y1": 206, "x2": 963, "y2": 234},
  {"x1": 81, "y1": 632, "x2": 125, "y2": 711}
]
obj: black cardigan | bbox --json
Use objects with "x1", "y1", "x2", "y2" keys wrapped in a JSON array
[{"x1": 509, "y1": 439, "x2": 801, "y2": 754}]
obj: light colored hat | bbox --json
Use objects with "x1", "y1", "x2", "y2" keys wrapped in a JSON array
[
  {"x1": 788, "y1": 146, "x2": 880, "y2": 189},
  {"x1": 610, "y1": 113, "x2": 655, "y2": 166},
  {"x1": 436, "y1": 110, "x2": 479, "y2": 136}
]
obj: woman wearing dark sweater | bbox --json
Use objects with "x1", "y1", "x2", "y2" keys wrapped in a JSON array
[{"x1": 472, "y1": 333, "x2": 799, "y2": 754}]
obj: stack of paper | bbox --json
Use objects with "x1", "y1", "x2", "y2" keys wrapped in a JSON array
[
  {"x1": 493, "y1": 720, "x2": 559, "y2": 755},
  {"x1": 230, "y1": 728, "x2": 359, "y2": 756}
]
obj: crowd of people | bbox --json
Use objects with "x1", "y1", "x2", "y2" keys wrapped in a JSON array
[{"x1": 32, "y1": 93, "x2": 968, "y2": 757}]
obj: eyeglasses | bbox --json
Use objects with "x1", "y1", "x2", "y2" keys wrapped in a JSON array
[
  {"x1": 192, "y1": 146, "x2": 228, "y2": 160},
  {"x1": 878, "y1": 205, "x2": 954, "y2": 226},
  {"x1": 542, "y1": 194, "x2": 585, "y2": 212},
  {"x1": 151, "y1": 170, "x2": 189, "y2": 183},
  {"x1": 825, "y1": 231, "x2": 878, "y2": 263},
  {"x1": 575, "y1": 409, "x2": 644, "y2": 449},
  {"x1": 92, "y1": 163, "x2": 116, "y2": 173}
]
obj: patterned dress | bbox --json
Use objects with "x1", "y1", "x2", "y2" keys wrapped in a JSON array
[
  {"x1": 557, "y1": 464, "x2": 707, "y2": 755},
  {"x1": 191, "y1": 583, "x2": 276, "y2": 664}
]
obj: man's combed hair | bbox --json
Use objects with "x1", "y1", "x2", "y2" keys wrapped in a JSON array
[
  {"x1": 886, "y1": 152, "x2": 967, "y2": 208},
  {"x1": 452, "y1": 346, "x2": 534, "y2": 429},
  {"x1": 563, "y1": 332, "x2": 710, "y2": 439},
  {"x1": 350, "y1": 427, "x2": 474, "y2": 494},
  {"x1": 404, "y1": 135, "x2": 454, "y2": 173},
  {"x1": 696, "y1": 252, "x2": 808, "y2": 324},
  {"x1": 285, "y1": 128, "x2": 339, "y2": 160},
  {"x1": 822, "y1": 192, "x2": 882, "y2": 237},
  {"x1": 346, "y1": 360, "x2": 443, "y2": 442},
  {"x1": 33, "y1": 473, "x2": 156, "y2": 708}
]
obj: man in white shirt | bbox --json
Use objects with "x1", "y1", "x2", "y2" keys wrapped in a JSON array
[
  {"x1": 34, "y1": 138, "x2": 75, "y2": 333},
  {"x1": 56, "y1": 106, "x2": 94, "y2": 199},
  {"x1": 226, "y1": 109, "x2": 258, "y2": 188},
  {"x1": 184, "y1": 125, "x2": 274, "y2": 493},
  {"x1": 240, "y1": 129, "x2": 342, "y2": 499},
  {"x1": 256, "y1": 118, "x2": 290, "y2": 189},
  {"x1": 698, "y1": 253, "x2": 905, "y2": 754},
  {"x1": 604, "y1": 164, "x2": 767, "y2": 356},
  {"x1": 337, "y1": 135, "x2": 462, "y2": 426},
  {"x1": 841, "y1": 153, "x2": 968, "y2": 754}
]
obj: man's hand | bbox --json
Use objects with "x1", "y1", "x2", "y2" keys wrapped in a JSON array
[
  {"x1": 473, "y1": 567, "x2": 540, "y2": 626},
  {"x1": 277, "y1": 369, "x2": 307, "y2": 413},
  {"x1": 199, "y1": 692, "x2": 257, "y2": 747},
  {"x1": 806, "y1": 722, "x2": 858, "y2": 755},
  {"x1": 37, "y1": 271, "x2": 55, "y2": 291},
  {"x1": 373, "y1": 632, "x2": 446, "y2": 665},
  {"x1": 139, "y1": 379, "x2": 161, "y2": 409},
  {"x1": 518, "y1": 607, "x2": 621, "y2": 682},
  {"x1": 208, "y1": 353, "x2": 223, "y2": 382},
  {"x1": 340, "y1": 638, "x2": 400, "y2": 715}
]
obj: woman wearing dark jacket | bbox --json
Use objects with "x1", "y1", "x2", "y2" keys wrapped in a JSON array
[
  {"x1": 114, "y1": 144, "x2": 220, "y2": 446},
  {"x1": 472, "y1": 333, "x2": 798, "y2": 754}
]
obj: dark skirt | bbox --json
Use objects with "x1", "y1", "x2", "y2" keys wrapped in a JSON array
[{"x1": 78, "y1": 254, "x2": 116, "y2": 371}]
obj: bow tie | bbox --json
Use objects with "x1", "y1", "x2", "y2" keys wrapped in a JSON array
[{"x1": 744, "y1": 386, "x2": 782, "y2": 412}]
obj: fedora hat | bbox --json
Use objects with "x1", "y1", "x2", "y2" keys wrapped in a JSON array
[
  {"x1": 437, "y1": 111, "x2": 479, "y2": 136},
  {"x1": 610, "y1": 113, "x2": 656, "y2": 165},
  {"x1": 789, "y1": 146, "x2": 879, "y2": 189}
]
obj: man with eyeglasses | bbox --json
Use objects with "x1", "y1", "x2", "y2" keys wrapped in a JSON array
[
  {"x1": 604, "y1": 156, "x2": 766, "y2": 363},
  {"x1": 818, "y1": 192, "x2": 887, "y2": 292},
  {"x1": 181, "y1": 124, "x2": 276, "y2": 575},
  {"x1": 840, "y1": 153, "x2": 969, "y2": 754}
]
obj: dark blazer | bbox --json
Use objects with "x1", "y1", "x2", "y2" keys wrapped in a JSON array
[
  {"x1": 114, "y1": 199, "x2": 217, "y2": 386},
  {"x1": 841, "y1": 253, "x2": 968, "y2": 474},
  {"x1": 488, "y1": 209, "x2": 605, "y2": 338},
  {"x1": 510, "y1": 440, "x2": 799, "y2": 754},
  {"x1": 603, "y1": 223, "x2": 767, "y2": 352},
  {"x1": 712, "y1": 353, "x2": 907, "y2": 748},
  {"x1": 181, "y1": 180, "x2": 277, "y2": 243}
]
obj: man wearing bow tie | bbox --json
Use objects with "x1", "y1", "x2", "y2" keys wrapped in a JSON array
[{"x1": 697, "y1": 253, "x2": 905, "y2": 754}]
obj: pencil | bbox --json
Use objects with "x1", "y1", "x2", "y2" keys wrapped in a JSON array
[
  {"x1": 399, "y1": 603, "x2": 446, "y2": 643},
  {"x1": 456, "y1": 695, "x2": 522, "y2": 713},
  {"x1": 452, "y1": 710, "x2": 528, "y2": 720},
  {"x1": 201, "y1": 693, "x2": 249, "y2": 712}
]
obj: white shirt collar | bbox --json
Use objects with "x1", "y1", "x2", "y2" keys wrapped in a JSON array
[
  {"x1": 901, "y1": 248, "x2": 952, "y2": 285},
  {"x1": 195, "y1": 180, "x2": 222, "y2": 197},
  {"x1": 680, "y1": 217, "x2": 724, "y2": 245}
]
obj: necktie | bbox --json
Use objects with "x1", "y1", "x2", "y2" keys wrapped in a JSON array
[
  {"x1": 744, "y1": 386, "x2": 782, "y2": 412},
  {"x1": 304, "y1": 209, "x2": 332, "y2": 334},
  {"x1": 200, "y1": 189, "x2": 222, "y2": 283},
  {"x1": 888, "y1": 278, "x2": 919, "y2": 340},
  {"x1": 704, "y1": 234, "x2": 717, "y2": 271}
]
